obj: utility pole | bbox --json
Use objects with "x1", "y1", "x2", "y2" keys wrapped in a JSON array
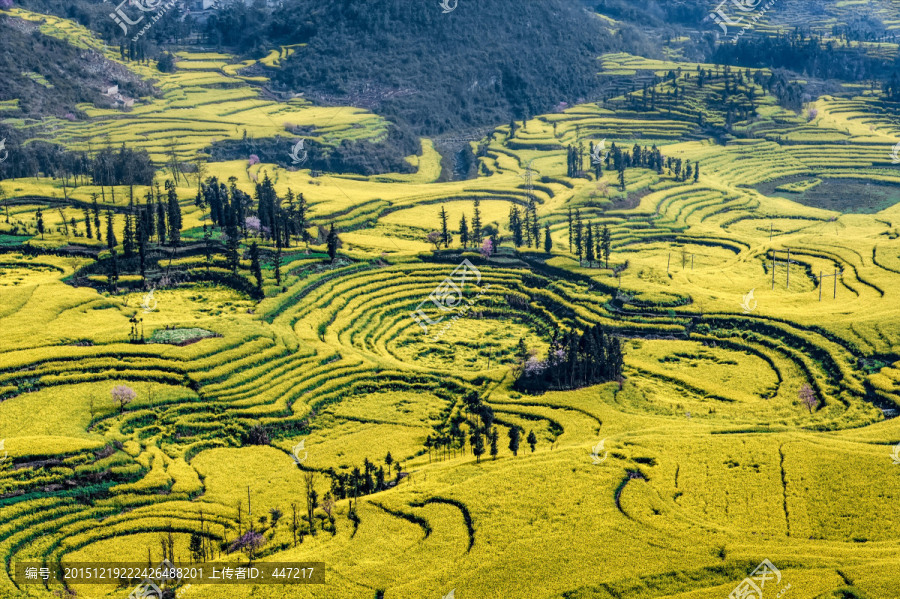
[
  {"x1": 771, "y1": 248, "x2": 794, "y2": 290},
  {"x1": 818, "y1": 268, "x2": 842, "y2": 300},
  {"x1": 786, "y1": 248, "x2": 790, "y2": 288}
]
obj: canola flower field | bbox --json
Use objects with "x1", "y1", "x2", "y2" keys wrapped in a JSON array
[{"x1": 1, "y1": 11, "x2": 900, "y2": 599}]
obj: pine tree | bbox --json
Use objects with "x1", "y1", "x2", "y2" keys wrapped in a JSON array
[
  {"x1": 106, "y1": 211, "x2": 116, "y2": 249},
  {"x1": 489, "y1": 428, "x2": 498, "y2": 460},
  {"x1": 459, "y1": 214, "x2": 469, "y2": 248},
  {"x1": 156, "y1": 201, "x2": 167, "y2": 245},
  {"x1": 527, "y1": 430, "x2": 537, "y2": 453},
  {"x1": 544, "y1": 225, "x2": 552, "y2": 253},
  {"x1": 166, "y1": 180, "x2": 182, "y2": 247},
  {"x1": 472, "y1": 199, "x2": 483, "y2": 244},
  {"x1": 145, "y1": 190, "x2": 155, "y2": 241},
  {"x1": 36, "y1": 208, "x2": 45, "y2": 239},
  {"x1": 508, "y1": 426, "x2": 521, "y2": 457},
  {"x1": 83, "y1": 208, "x2": 93, "y2": 239},
  {"x1": 296, "y1": 192, "x2": 308, "y2": 244},
  {"x1": 224, "y1": 198, "x2": 240, "y2": 274},
  {"x1": 472, "y1": 430, "x2": 485, "y2": 463},
  {"x1": 510, "y1": 205, "x2": 523, "y2": 247},
  {"x1": 601, "y1": 224, "x2": 612, "y2": 269},
  {"x1": 439, "y1": 205, "x2": 450, "y2": 248},
  {"x1": 250, "y1": 242, "x2": 263, "y2": 293},
  {"x1": 326, "y1": 223, "x2": 339, "y2": 262},
  {"x1": 138, "y1": 210, "x2": 147, "y2": 283},
  {"x1": 123, "y1": 211, "x2": 135, "y2": 258},
  {"x1": 567, "y1": 207, "x2": 573, "y2": 250},
  {"x1": 574, "y1": 210, "x2": 583, "y2": 261},
  {"x1": 585, "y1": 225, "x2": 595, "y2": 265},
  {"x1": 92, "y1": 197, "x2": 102, "y2": 242},
  {"x1": 274, "y1": 237, "x2": 283, "y2": 286}
]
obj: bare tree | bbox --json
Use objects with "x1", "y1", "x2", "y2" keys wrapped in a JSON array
[{"x1": 304, "y1": 472, "x2": 318, "y2": 536}]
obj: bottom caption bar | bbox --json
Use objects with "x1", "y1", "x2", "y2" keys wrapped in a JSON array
[{"x1": 15, "y1": 562, "x2": 325, "y2": 585}]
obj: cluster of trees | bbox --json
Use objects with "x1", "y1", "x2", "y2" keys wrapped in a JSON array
[
  {"x1": 883, "y1": 73, "x2": 900, "y2": 102},
  {"x1": 711, "y1": 34, "x2": 893, "y2": 105},
  {"x1": 223, "y1": 474, "x2": 337, "y2": 566},
  {"x1": 431, "y1": 199, "x2": 552, "y2": 255},
  {"x1": 515, "y1": 325, "x2": 624, "y2": 392},
  {"x1": 89, "y1": 169, "x2": 344, "y2": 297},
  {"x1": 567, "y1": 140, "x2": 696, "y2": 190},
  {"x1": 830, "y1": 16, "x2": 892, "y2": 43},
  {"x1": 566, "y1": 209, "x2": 612, "y2": 268},
  {"x1": 0, "y1": 140, "x2": 154, "y2": 187},
  {"x1": 201, "y1": 173, "x2": 311, "y2": 250},
  {"x1": 324, "y1": 453, "x2": 405, "y2": 503},
  {"x1": 98, "y1": 180, "x2": 183, "y2": 290},
  {"x1": 507, "y1": 198, "x2": 549, "y2": 251},
  {"x1": 437, "y1": 199, "x2": 486, "y2": 250},
  {"x1": 96, "y1": 172, "x2": 343, "y2": 297},
  {"x1": 198, "y1": 172, "x2": 339, "y2": 293},
  {"x1": 424, "y1": 391, "x2": 538, "y2": 463},
  {"x1": 615, "y1": 65, "x2": 767, "y2": 128}
]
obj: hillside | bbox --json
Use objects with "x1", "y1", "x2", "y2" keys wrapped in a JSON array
[
  {"x1": 0, "y1": 15, "x2": 152, "y2": 118},
  {"x1": 225, "y1": 0, "x2": 616, "y2": 134}
]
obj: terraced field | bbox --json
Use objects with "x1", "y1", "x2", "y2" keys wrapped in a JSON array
[{"x1": 2, "y1": 8, "x2": 900, "y2": 599}]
